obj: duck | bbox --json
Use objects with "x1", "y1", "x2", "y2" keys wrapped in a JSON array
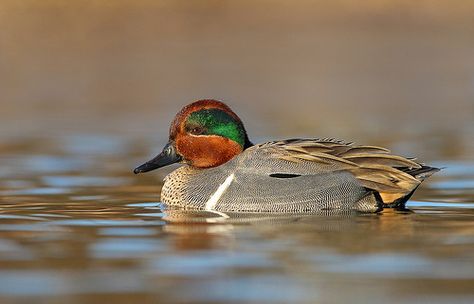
[{"x1": 134, "y1": 99, "x2": 439, "y2": 213}]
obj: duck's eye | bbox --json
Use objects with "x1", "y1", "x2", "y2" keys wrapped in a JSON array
[{"x1": 189, "y1": 126, "x2": 205, "y2": 135}]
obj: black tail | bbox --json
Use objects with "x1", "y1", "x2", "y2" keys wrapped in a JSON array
[
  {"x1": 384, "y1": 165, "x2": 440, "y2": 210},
  {"x1": 384, "y1": 186, "x2": 419, "y2": 210},
  {"x1": 400, "y1": 165, "x2": 440, "y2": 181}
]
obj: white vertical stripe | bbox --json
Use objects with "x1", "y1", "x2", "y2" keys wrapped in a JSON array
[
  {"x1": 205, "y1": 210, "x2": 231, "y2": 221},
  {"x1": 205, "y1": 173, "x2": 235, "y2": 211}
]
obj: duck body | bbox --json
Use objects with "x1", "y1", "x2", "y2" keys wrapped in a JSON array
[
  {"x1": 161, "y1": 140, "x2": 380, "y2": 212},
  {"x1": 134, "y1": 100, "x2": 439, "y2": 213}
]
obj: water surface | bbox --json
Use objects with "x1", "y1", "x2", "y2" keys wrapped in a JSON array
[{"x1": 0, "y1": 135, "x2": 473, "y2": 304}]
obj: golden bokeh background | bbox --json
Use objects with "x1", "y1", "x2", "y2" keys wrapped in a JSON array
[{"x1": 1, "y1": 0, "x2": 473, "y2": 157}]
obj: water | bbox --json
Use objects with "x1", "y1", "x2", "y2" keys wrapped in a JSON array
[{"x1": 0, "y1": 134, "x2": 473, "y2": 304}]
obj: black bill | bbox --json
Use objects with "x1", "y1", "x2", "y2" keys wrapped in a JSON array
[{"x1": 133, "y1": 142, "x2": 182, "y2": 174}]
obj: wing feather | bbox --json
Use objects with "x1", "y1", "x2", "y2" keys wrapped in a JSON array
[{"x1": 255, "y1": 139, "x2": 423, "y2": 198}]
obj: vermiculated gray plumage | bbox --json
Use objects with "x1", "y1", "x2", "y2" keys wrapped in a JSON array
[{"x1": 161, "y1": 139, "x2": 439, "y2": 213}]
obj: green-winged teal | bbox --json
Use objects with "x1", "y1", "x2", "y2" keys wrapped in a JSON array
[{"x1": 134, "y1": 99, "x2": 439, "y2": 213}]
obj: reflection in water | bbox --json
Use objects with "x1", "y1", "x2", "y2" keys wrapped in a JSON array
[{"x1": 0, "y1": 135, "x2": 473, "y2": 303}]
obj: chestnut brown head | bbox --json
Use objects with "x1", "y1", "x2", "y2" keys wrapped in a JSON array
[{"x1": 134, "y1": 99, "x2": 252, "y2": 173}]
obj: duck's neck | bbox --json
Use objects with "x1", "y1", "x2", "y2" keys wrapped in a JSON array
[{"x1": 243, "y1": 135, "x2": 253, "y2": 150}]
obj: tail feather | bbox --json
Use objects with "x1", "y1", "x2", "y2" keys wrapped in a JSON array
[
  {"x1": 379, "y1": 165, "x2": 440, "y2": 210},
  {"x1": 399, "y1": 165, "x2": 440, "y2": 181}
]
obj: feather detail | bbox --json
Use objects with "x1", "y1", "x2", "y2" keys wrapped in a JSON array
[
  {"x1": 340, "y1": 146, "x2": 390, "y2": 156},
  {"x1": 344, "y1": 153, "x2": 422, "y2": 169},
  {"x1": 259, "y1": 138, "x2": 429, "y2": 199},
  {"x1": 356, "y1": 178, "x2": 402, "y2": 192},
  {"x1": 309, "y1": 152, "x2": 358, "y2": 166}
]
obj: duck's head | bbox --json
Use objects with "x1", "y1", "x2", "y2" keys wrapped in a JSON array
[{"x1": 134, "y1": 99, "x2": 253, "y2": 173}]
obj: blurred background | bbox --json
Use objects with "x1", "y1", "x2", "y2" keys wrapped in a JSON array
[{"x1": 1, "y1": 0, "x2": 473, "y2": 160}]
